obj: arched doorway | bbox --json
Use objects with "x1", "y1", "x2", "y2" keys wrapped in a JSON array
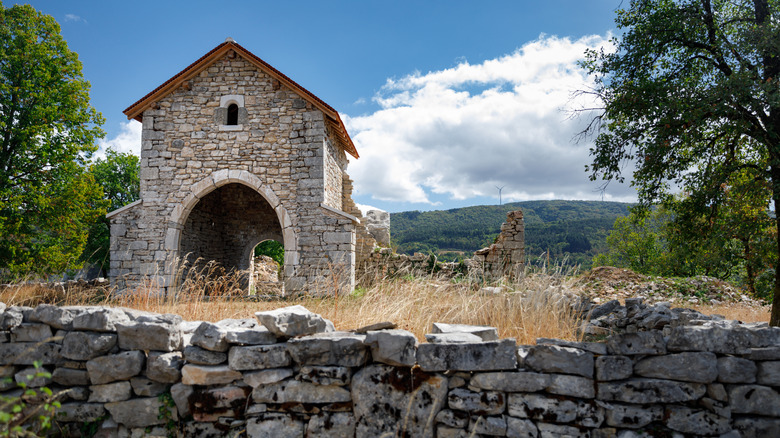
[{"x1": 179, "y1": 183, "x2": 283, "y2": 292}]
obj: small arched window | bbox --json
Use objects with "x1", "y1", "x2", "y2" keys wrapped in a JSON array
[{"x1": 227, "y1": 103, "x2": 239, "y2": 125}]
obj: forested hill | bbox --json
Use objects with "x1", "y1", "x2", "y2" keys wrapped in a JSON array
[{"x1": 390, "y1": 200, "x2": 631, "y2": 267}]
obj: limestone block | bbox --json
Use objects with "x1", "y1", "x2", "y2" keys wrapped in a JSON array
[
  {"x1": 29, "y1": 304, "x2": 85, "y2": 330},
  {"x1": 86, "y1": 350, "x2": 145, "y2": 384},
  {"x1": 55, "y1": 402, "x2": 106, "y2": 423},
  {"x1": 51, "y1": 368, "x2": 90, "y2": 386},
  {"x1": 417, "y1": 339, "x2": 517, "y2": 372},
  {"x1": 595, "y1": 355, "x2": 633, "y2": 381},
  {"x1": 718, "y1": 356, "x2": 757, "y2": 383},
  {"x1": 243, "y1": 368, "x2": 294, "y2": 387},
  {"x1": 61, "y1": 331, "x2": 117, "y2": 361},
  {"x1": 183, "y1": 345, "x2": 226, "y2": 365},
  {"x1": 116, "y1": 313, "x2": 182, "y2": 352},
  {"x1": 666, "y1": 406, "x2": 731, "y2": 435},
  {"x1": 633, "y1": 352, "x2": 718, "y2": 383},
  {"x1": 469, "y1": 415, "x2": 507, "y2": 435},
  {"x1": 757, "y1": 360, "x2": 780, "y2": 386},
  {"x1": 506, "y1": 417, "x2": 539, "y2": 438},
  {"x1": 730, "y1": 384, "x2": 780, "y2": 416},
  {"x1": 447, "y1": 388, "x2": 505, "y2": 415},
  {"x1": 146, "y1": 351, "x2": 184, "y2": 383},
  {"x1": 470, "y1": 371, "x2": 550, "y2": 393},
  {"x1": 364, "y1": 329, "x2": 417, "y2": 367},
  {"x1": 246, "y1": 414, "x2": 304, "y2": 438},
  {"x1": 181, "y1": 364, "x2": 241, "y2": 385},
  {"x1": 535, "y1": 337, "x2": 608, "y2": 355},
  {"x1": 72, "y1": 307, "x2": 132, "y2": 332},
  {"x1": 298, "y1": 365, "x2": 352, "y2": 386},
  {"x1": 749, "y1": 346, "x2": 780, "y2": 360},
  {"x1": 435, "y1": 409, "x2": 469, "y2": 428},
  {"x1": 130, "y1": 376, "x2": 169, "y2": 397},
  {"x1": 546, "y1": 374, "x2": 596, "y2": 398},
  {"x1": 604, "y1": 402, "x2": 663, "y2": 428},
  {"x1": 14, "y1": 366, "x2": 51, "y2": 388},
  {"x1": 10, "y1": 323, "x2": 53, "y2": 343},
  {"x1": 508, "y1": 393, "x2": 604, "y2": 428},
  {"x1": 667, "y1": 324, "x2": 755, "y2": 354},
  {"x1": 733, "y1": 416, "x2": 780, "y2": 437},
  {"x1": 255, "y1": 305, "x2": 334, "y2": 337},
  {"x1": 606, "y1": 331, "x2": 666, "y2": 355},
  {"x1": 105, "y1": 396, "x2": 175, "y2": 428},
  {"x1": 252, "y1": 379, "x2": 351, "y2": 404},
  {"x1": 307, "y1": 412, "x2": 356, "y2": 438},
  {"x1": 0, "y1": 342, "x2": 61, "y2": 365},
  {"x1": 191, "y1": 385, "x2": 251, "y2": 422},
  {"x1": 431, "y1": 323, "x2": 499, "y2": 341},
  {"x1": 597, "y1": 378, "x2": 706, "y2": 403},
  {"x1": 425, "y1": 332, "x2": 483, "y2": 344},
  {"x1": 352, "y1": 365, "x2": 447, "y2": 438},
  {"x1": 228, "y1": 343, "x2": 290, "y2": 370},
  {"x1": 524, "y1": 345, "x2": 594, "y2": 378},
  {"x1": 89, "y1": 381, "x2": 132, "y2": 403},
  {"x1": 191, "y1": 321, "x2": 230, "y2": 352},
  {"x1": 0, "y1": 306, "x2": 25, "y2": 330},
  {"x1": 170, "y1": 382, "x2": 194, "y2": 418},
  {"x1": 287, "y1": 332, "x2": 368, "y2": 367}
]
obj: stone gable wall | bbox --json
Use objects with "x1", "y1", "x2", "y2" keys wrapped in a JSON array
[
  {"x1": 2, "y1": 302, "x2": 779, "y2": 437},
  {"x1": 110, "y1": 51, "x2": 357, "y2": 295}
]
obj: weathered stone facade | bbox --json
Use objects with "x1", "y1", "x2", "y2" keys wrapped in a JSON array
[{"x1": 108, "y1": 40, "x2": 367, "y2": 295}]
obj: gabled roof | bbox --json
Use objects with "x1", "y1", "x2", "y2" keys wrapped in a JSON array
[{"x1": 123, "y1": 39, "x2": 358, "y2": 158}]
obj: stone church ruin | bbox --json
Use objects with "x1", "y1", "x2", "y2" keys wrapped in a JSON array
[{"x1": 108, "y1": 39, "x2": 373, "y2": 295}]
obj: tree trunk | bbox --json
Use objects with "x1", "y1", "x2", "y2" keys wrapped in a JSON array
[{"x1": 770, "y1": 196, "x2": 780, "y2": 326}]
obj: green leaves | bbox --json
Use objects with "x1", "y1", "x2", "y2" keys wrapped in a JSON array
[{"x1": 0, "y1": 3, "x2": 106, "y2": 280}]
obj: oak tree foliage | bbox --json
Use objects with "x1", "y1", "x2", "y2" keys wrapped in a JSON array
[
  {"x1": 0, "y1": 3, "x2": 105, "y2": 279},
  {"x1": 581, "y1": 0, "x2": 780, "y2": 323}
]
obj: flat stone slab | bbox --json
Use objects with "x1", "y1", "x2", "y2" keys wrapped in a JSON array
[
  {"x1": 535, "y1": 337, "x2": 608, "y2": 355},
  {"x1": 10, "y1": 323, "x2": 53, "y2": 343},
  {"x1": 524, "y1": 345, "x2": 594, "y2": 378},
  {"x1": 243, "y1": 368, "x2": 294, "y2": 387},
  {"x1": 447, "y1": 388, "x2": 505, "y2": 415},
  {"x1": 470, "y1": 371, "x2": 550, "y2": 393},
  {"x1": 0, "y1": 342, "x2": 61, "y2": 365},
  {"x1": 431, "y1": 323, "x2": 499, "y2": 341},
  {"x1": 633, "y1": 352, "x2": 718, "y2": 383},
  {"x1": 417, "y1": 339, "x2": 517, "y2": 372},
  {"x1": 607, "y1": 331, "x2": 666, "y2": 355},
  {"x1": 287, "y1": 332, "x2": 368, "y2": 367},
  {"x1": 105, "y1": 396, "x2": 175, "y2": 428},
  {"x1": 191, "y1": 322, "x2": 230, "y2": 352},
  {"x1": 228, "y1": 343, "x2": 290, "y2": 370},
  {"x1": 61, "y1": 331, "x2": 117, "y2": 361},
  {"x1": 224, "y1": 327, "x2": 277, "y2": 345},
  {"x1": 425, "y1": 333, "x2": 483, "y2": 344},
  {"x1": 252, "y1": 379, "x2": 351, "y2": 404},
  {"x1": 116, "y1": 313, "x2": 182, "y2": 352},
  {"x1": 72, "y1": 307, "x2": 133, "y2": 332},
  {"x1": 508, "y1": 393, "x2": 604, "y2": 428},
  {"x1": 729, "y1": 384, "x2": 780, "y2": 417},
  {"x1": 255, "y1": 305, "x2": 335, "y2": 337},
  {"x1": 181, "y1": 364, "x2": 242, "y2": 385},
  {"x1": 55, "y1": 402, "x2": 106, "y2": 423},
  {"x1": 598, "y1": 378, "x2": 706, "y2": 403},
  {"x1": 365, "y1": 329, "x2": 417, "y2": 367},
  {"x1": 146, "y1": 351, "x2": 184, "y2": 383},
  {"x1": 86, "y1": 350, "x2": 145, "y2": 384}
]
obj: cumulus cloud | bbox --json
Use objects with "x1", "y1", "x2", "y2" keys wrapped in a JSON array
[
  {"x1": 344, "y1": 34, "x2": 635, "y2": 205},
  {"x1": 96, "y1": 120, "x2": 142, "y2": 159}
]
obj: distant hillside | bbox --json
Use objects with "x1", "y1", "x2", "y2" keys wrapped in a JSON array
[{"x1": 390, "y1": 200, "x2": 632, "y2": 268}]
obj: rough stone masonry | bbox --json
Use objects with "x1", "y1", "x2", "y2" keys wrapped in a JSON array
[
  {"x1": 2, "y1": 301, "x2": 780, "y2": 437},
  {"x1": 107, "y1": 39, "x2": 375, "y2": 296}
]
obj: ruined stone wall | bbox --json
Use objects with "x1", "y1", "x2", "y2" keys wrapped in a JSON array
[
  {"x1": 473, "y1": 210, "x2": 525, "y2": 281},
  {"x1": 109, "y1": 51, "x2": 356, "y2": 294},
  {"x1": 3, "y1": 301, "x2": 780, "y2": 437}
]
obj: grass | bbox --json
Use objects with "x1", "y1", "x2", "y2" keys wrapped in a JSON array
[{"x1": 0, "y1": 262, "x2": 770, "y2": 345}]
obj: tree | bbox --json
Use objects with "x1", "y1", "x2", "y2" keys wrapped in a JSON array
[
  {"x1": 0, "y1": 3, "x2": 105, "y2": 279},
  {"x1": 581, "y1": 0, "x2": 780, "y2": 324},
  {"x1": 81, "y1": 149, "x2": 140, "y2": 274},
  {"x1": 594, "y1": 207, "x2": 673, "y2": 275}
]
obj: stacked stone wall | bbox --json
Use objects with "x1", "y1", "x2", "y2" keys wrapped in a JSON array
[{"x1": 3, "y1": 301, "x2": 779, "y2": 437}]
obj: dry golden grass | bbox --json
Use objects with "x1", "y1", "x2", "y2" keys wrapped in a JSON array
[{"x1": 692, "y1": 303, "x2": 771, "y2": 324}]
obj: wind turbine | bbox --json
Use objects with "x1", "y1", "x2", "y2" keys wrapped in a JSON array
[{"x1": 495, "y1": 185, "x2": 505, "y2": 205}]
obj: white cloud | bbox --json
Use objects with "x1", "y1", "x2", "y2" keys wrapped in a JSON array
[
  {"x1": 64, "y1": 14, "x2": 86, "y2": 23},
  {"x1": 345, "y1": 34, "x2": 635, "y2": 205},
  {"x1": 96, "y1": 120, "x2": 142, "y2": 159}
]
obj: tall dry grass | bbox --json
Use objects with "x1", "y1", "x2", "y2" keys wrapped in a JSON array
[{"x1": 0, "y1": 262, "x2": 586, "y2": 345}]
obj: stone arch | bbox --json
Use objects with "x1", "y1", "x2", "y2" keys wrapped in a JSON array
[{"x1": 165, "y1": 170, "x2": 298, "y2": 287}]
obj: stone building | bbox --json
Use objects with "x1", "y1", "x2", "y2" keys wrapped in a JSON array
[{"x1": 108, "y1": 39, "x2": 372, "y2": 295}]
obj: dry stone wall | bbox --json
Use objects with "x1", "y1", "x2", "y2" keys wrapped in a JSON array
[{"x1": 2, "y1": 301, "x2": 780, "y2": 437}]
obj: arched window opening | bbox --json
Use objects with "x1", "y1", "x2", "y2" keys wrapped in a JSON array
[
  {"x1": 227, "y1": 103, "x2": 239, "y2": 125},
  {"x1": 249, "y1": 239, "x2": 284, "y2": 295}
]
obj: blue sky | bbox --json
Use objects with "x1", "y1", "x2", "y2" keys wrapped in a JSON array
[{"x1": 19, "y1": 0, "x2": 633, "y2": 212}]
